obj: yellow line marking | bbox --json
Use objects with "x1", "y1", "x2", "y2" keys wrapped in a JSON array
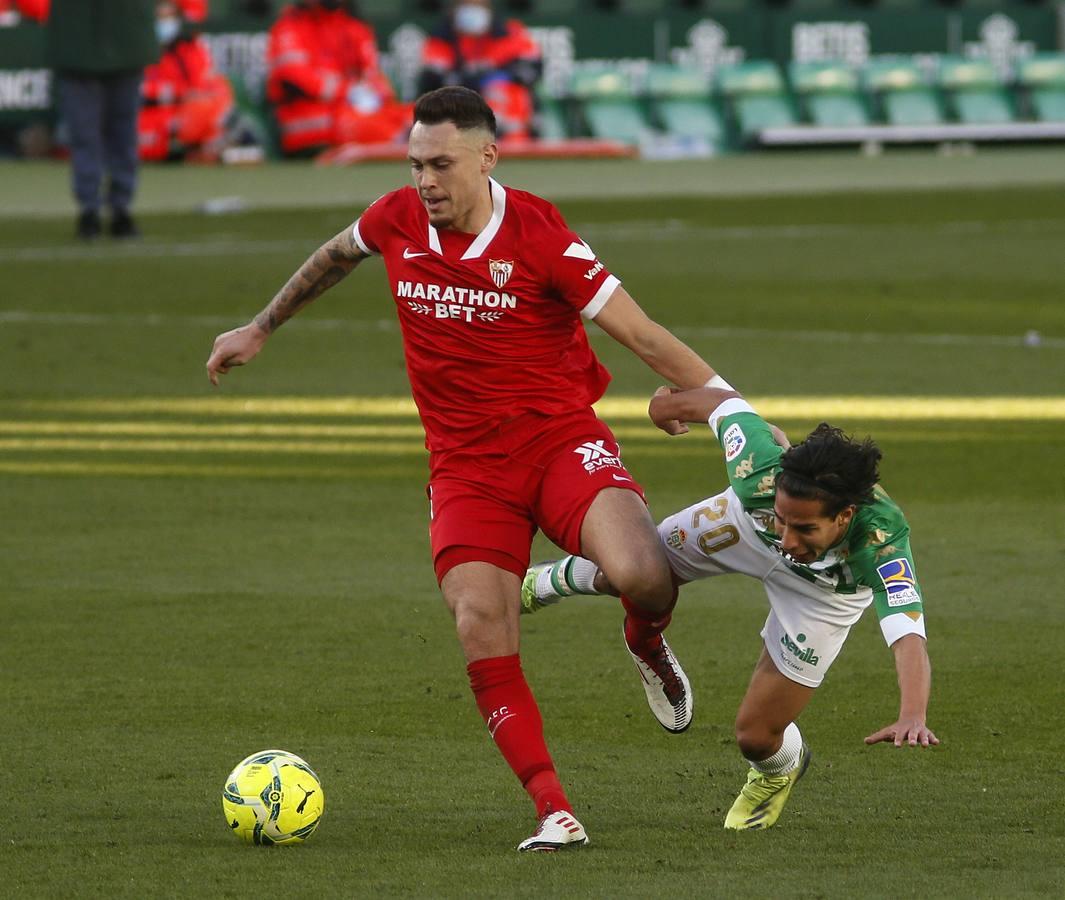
[
  {"x1": 0, "y1": 421, "x2": 428, "y2": 438},
  {"x1": 0, "y1": 461, "x2": 417, "y2": 479},
  {"x1": 0, "y1": 438, "x2": 429, "y2": 455},
  {"x1": 6, "y1": 396, "x2": 1065, "y2": 420}
]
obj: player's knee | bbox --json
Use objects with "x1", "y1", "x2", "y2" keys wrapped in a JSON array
[
  {"x1": 734, "y1": 717, "x2": 781, "y2": 761},
  {"x1": 599, "y1": 541, "x2": 671, "y2": 606}
]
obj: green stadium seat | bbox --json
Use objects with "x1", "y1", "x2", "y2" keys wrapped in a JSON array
[
  {"x1": 646, "y1": 64, "x2": 725, "y2": 149},
  {"x1": 534, "y1": 81, "x2": 569, "y2": 139},
  {"x1": 716, "y1": 60, "x2": 797, "y2": 139},
  {"x1": 863, "y1": 59, "x2": 944, "y2": 126},
  {"x1": 938, "y1": 56, "x2": 1013, "y2": 125},
  {"x1": 789, "y1": 61, "x2": 869, "y2": 128},
  {"x1": 1017, "y1": 53, "x2": 1065, "y2": 122},
  {"x1": 569, "y1": 66, "x2": 652, "y2": 144}
]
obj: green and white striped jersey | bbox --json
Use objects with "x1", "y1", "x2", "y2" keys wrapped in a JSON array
[{"x1": 709, "y1": 400, "x2": 924, "y2": 630}]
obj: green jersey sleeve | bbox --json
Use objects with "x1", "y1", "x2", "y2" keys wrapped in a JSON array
[
  {"x1": 709, "y1": 400, "x2": 783, "y2": 511},
  {"x1": 846, "y1": 490, "x2": 927, "y2": 646}
]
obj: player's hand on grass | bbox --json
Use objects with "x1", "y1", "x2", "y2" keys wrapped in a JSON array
[
  {"x1": 206, "y1": 322, "x2": 269, "y2": 386},
  {"x1": 648, "y1": 386, "x2": 690, "y2": 436},
  {"x1": 864, "y1": 717, "x2": 940, "y2": 748}
]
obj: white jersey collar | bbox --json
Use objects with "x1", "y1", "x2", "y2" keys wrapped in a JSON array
[{"x1": 427, "y1": 177, "x2": 506, "y2": 260}]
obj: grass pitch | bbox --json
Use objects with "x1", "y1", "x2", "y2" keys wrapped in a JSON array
[{"x1": 1, "y1": 155, "x2": 1064, "y2": 897}]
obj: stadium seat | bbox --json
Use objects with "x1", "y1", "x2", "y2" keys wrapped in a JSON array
[
  {"x1": 646, "y1": 64, "x2": 725, "y2": 150},
  {"x1": 789, "y1": 61, "x2": 869, "y2": 128},
  {"x1": 1017, "y1": 53, "x2": 1065, "y2": 122},
  {"x1": 569, "y1": 66, "x2": 653, "y2": 145},
  {"x1": 863, "y1": 59, "x2": 944, "y2": 127},
  {"x1": 938, "y1": 56, "x2": 1013, "y2": 125},
  {"x1": 534, "y1": 82, "x2": 569, "y2": 139},
  {"x1": 716, "y1": 60, "x2": 797, "y2": 140}
]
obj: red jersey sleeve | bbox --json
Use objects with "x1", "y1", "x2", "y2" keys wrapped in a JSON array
[
  {"x1": 541, "y1": 204, "x2": 620, "y2": 319},
  {"x1": 350, "y1": 190, "x2": 398, "y2": 256}
]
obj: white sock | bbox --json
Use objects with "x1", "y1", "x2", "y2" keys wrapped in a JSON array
[
  {"x1": 535, "y1": 556, "x2": 600, "y2": 599},
  {"x1": 749, "y1": 722, "x2": 803, "y2": 776}
]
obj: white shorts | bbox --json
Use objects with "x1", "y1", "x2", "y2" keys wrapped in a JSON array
[{"x1": 657, "y1": 487, "x2": 874, "y2": 688}]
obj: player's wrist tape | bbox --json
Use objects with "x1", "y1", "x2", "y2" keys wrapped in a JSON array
[
  {"x1": 708, "y1": 398, "x2": 756, "y2": 436},
  {"x1": 705, "y1": 374, "x2": 735, "y2": 391}
]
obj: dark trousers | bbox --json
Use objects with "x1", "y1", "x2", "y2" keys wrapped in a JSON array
[{"x1": 56, "y1": 70, "x2": 143, "y2": 215}]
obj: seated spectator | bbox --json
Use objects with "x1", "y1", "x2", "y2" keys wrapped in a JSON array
[
  {"x1": 0, "y1": 0, "x2": 50, "y2": 22},
  {"x1": 266, "y1": 0, "x2": 409, "y2": 156},
  {"x1": 138, "y1": 0, "x2": 235, "y2": 161},
  {"x1": 418, "y1": 0, "x2": 541, "y2": 139}
]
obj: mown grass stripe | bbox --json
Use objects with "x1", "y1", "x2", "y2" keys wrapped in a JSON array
[{"x1": 6, "y1": 396, "x2": 1065, "y2": 420}]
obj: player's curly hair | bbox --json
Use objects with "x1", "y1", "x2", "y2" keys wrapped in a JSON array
[
  {"x1": 777, "y1": 422, "x2": 882, "y2": 516},
  {"x1": 414, "y1": 86, "x2": 498, "y2": 137}
]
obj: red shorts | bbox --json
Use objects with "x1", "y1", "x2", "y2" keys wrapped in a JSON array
[{"x1": 428, "y1": 409, "x2": 646, "y2": 582}]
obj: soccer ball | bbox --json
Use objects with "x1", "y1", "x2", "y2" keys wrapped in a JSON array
[{"x1": 221, "y1": 749, "x2": 325, "y2": 845}]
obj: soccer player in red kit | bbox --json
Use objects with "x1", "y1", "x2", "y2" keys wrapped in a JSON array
[{"x1": 206, "y1": 86, "x2": 719, "y2": 851}]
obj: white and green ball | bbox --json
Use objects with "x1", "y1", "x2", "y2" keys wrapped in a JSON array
[{"x1": 221, "y1": 750, "x2": 324, "y2": 845}]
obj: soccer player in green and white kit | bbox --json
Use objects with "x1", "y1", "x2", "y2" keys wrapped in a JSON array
[{"x1": 522, "y1": 381, "x2": 938, "y2": 830}]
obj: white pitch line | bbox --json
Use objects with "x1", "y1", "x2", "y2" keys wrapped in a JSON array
[
  {"x1": 0, "y1": 308, "x2": 1060, "y2": 350},
  {"x1": 2, "y1": 217, "x2": 1063, "y2": 264}
]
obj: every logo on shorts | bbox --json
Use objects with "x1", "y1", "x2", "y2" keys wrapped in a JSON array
[
  {"x1": 574, "y1": 439, "x2": 624, "y2": 474},
  {"x1": 488, "y1": 259, "x2": 514, "y2": 288}
]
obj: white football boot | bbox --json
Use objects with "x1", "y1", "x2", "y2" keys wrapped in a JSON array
[
  {"x1": 624, "y1": 627, "x2": 693, "y2": 733},
  {"x1": 516, "y1": 811, "x2": 589, "y2": 852}
]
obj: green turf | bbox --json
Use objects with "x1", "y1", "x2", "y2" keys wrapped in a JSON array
[{"x1": 1, "y1": 161, "x2": 1063, "y2": 897}]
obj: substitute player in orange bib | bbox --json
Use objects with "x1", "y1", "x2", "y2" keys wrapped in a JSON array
[{"x1": 206, "y1": 86, "x2": 718, "y2": 851}]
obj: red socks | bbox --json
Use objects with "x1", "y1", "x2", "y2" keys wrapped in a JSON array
[
  {"x1": 467, "y1": 654, "x2": 570, "y2": 817},
  {"x1": 621, "y1": 589, "x2": 678, "y2": 651}
]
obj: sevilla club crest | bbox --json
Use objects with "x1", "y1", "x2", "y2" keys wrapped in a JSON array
[{"x1": 488, "y1": 259, "x2": 514, "y2": 288}]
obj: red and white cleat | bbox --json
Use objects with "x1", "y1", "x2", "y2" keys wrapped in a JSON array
[
  {"x1": 516, "y1": 810, "x2": 589, "y2": 852},
  {"x1": 624, "y1": 627, "x2": 693, "y2": 733}
]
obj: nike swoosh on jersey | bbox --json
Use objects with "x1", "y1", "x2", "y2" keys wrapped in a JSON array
[
  {"x1": 612, "y1": 474, "x2": 633, "y2": 482},
  {"x1": 403, "y1": 248, "x2": 428, "y2": 259}
]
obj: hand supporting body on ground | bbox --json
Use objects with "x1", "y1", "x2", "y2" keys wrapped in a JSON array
[{"x1": 523, "y1": 380, "x2": 938, "y2": 830}]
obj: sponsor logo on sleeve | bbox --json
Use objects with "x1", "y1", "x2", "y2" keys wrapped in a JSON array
[
  {"x1": 722, "y1": 423, "x2": 746, "y2": 462},
  {"x1": 563, "y1": 239, "x2": 597, "y2": 261},
  {"x1": 876, "y1": 558, "x2": 921, "y2": 607}
]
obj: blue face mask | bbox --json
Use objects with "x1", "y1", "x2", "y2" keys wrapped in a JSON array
[
  {"x1": 454, "y1": 4, "x2": 490, "y2": 36},
  {"x1": 156, "y1": 17, "x2": 181, "y2": 45}
]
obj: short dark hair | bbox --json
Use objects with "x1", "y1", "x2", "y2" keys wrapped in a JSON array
[
  {"x1": 413, "y1": 86, "x2": 497, "y2": 137},
  {"x1": 777, "y1": 422, "x2": 882, "y2": 517}
]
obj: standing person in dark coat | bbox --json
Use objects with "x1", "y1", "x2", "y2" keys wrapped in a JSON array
[{"x1": 47, "y1": 0, "x2": 158, "y2": 239}]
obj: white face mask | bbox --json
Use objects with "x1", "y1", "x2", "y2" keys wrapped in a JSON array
[
  {"x1": 156, "y1": 17, "x2": 180, "y2": 45},
  {"x1": 454, "y1": 4, "x2": 490, "y2": 36}
]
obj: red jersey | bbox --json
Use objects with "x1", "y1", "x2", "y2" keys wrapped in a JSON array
[{"x1": 352, "y1": 180, "x2": 619, "y2": 452}]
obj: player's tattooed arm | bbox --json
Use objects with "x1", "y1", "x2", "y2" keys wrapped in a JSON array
[
  {"x1": 206, "y1": 225, "x2": 367, "y2": 385},
  {"x1": 253, "y1": 226, "x2": 369, "y2": 334}
]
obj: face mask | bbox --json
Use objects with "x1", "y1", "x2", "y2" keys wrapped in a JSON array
[
  {"x1": 454, "y1": 4, "x2": 490, "y2": 36},
  {"x1": 155, "y1": 17, "x2": 180, "y2": 45}
]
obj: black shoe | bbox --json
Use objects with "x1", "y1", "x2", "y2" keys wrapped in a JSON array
[
  {"x1": 110, "y1": 209, "x2": 140, "y2": 239},
  {"x1": 77, "y1": 209, "x2": 101, "y2": 241}
]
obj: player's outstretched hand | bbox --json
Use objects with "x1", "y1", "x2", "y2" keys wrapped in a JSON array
[
  {"x1": 206, "y1": 323, "x2": 269, "y2": 386},
  {"x1": 864, "y1": 717, "x2": 940, "y2": 748},
  {"x1": 648, "y1": 386, "x2": 690, "y2": 436}
]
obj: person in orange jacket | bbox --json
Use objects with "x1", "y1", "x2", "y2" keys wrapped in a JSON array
[
  {"x1": 1, "y1": 0, "x2": 50, "y2": 22},
  {"x1": 266, "y1": 0, "x2": 409, "y2": 156},
  {"x1": 418, "y1": 0, "x2": 541, "y2": 138},
  {"x1": 138, "y1": 0, "x2": 234, "y2": 161}
]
